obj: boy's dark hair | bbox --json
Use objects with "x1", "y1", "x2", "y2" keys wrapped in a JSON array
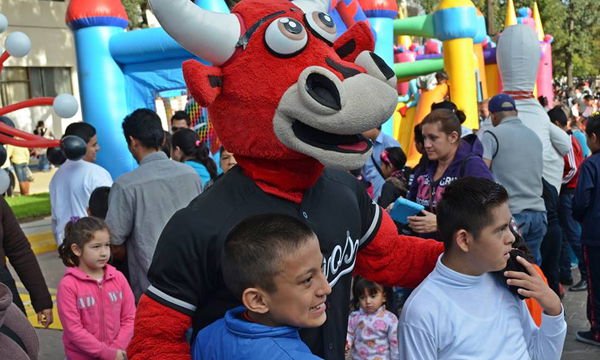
[
  {"x1": 221, "y1": 213, "x2": 316, "y2": 300},
  {"x1": 585, "y1": 113, "x2": 600, "y2": 141},
  {"x1": 435, "y1": 71, "x2": 448, "y2": 82},
  {"x1": 89, "y1": 186, "x2": 111, "y2": 219},
  {"x1": 436, "y1": 177, "x2": 509, "y2": 249},
  {"x1": 584, "y1": 94, "x2": 594, "y2": 102},
  {"x1": 538, "y1": 95, "x2": 548, "y2": 107},
  {"x1": 413, "y1": 124, "x2": 424, "y2": 146},
  {"x1": 171, "y1": 110, "x2": 191, "y2": 126},
  {"x1": 58, "y1": 217, "x2": 110, "y2": 267},
  {"x1": 351, "y1": 276, "x2": 384, "y2": 310},
  {"x1": 548, "y1": 106, "x2": 568, "y2": 127},
  {"x1": 381, "y1": 146, "x2": 407, "y2": 170},
  {"x1": 122, "y1": 109, "x2": 165, "y2": 150},
  {"x1": 65, "y1": 122, "x2": 96, "y2": 144}
]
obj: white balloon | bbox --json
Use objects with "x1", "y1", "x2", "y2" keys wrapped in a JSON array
[
  {"x1": 5, "y1": 32, "x2": 31, "y2": 58},
  {"x1": 0, "y1": 170, "x2": 10, "y2": 195},
  {"x1": 0, "y1": 14, "x2": 8, "y2": 34},
  {"x1": 53, "y1": 94, "x2": 79, "y2": 118}
]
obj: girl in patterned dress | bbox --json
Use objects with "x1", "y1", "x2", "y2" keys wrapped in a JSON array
[{"x1": 346, "y1": 277, "x2": 399, "y2": 360}]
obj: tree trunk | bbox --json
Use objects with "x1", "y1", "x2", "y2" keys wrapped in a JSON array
[{"x1": 486, "y1": 0, "x2": 495, "y2": 36}]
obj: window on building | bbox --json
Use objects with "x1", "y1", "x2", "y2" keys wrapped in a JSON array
[{"x1": 0, "y1": 67, "x2": 72, "y2": 107}]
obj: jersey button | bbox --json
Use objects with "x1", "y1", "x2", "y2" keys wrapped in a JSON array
[
  {"x1": 302, "y1": 211, "x2": 308, "y2": 219},
  {"x1": 328, "y1": 343, "x2": 333, "y2": 350}
]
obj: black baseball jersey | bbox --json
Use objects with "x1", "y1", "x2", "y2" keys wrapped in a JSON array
[{"x1": 146, "y1": 165, "x2": 382, "y2": 360}]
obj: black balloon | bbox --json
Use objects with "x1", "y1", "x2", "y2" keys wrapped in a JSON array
[
  {"x1": 0, "y1": 145, "x2": 6, "y2": 165},
  {"x1": 47, "y1": 146, "x2": 66, "y2": 166},
  {"x1": 61, "y1": 135, "x2": 87, "y2": 161}
]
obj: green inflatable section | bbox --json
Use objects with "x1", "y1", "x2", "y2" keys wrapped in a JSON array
[
  {"x1": 393, "y1": 15, "x2": 435, "y2": 38},
  {"x1": 394, "y1": 58, "x2": 444, "y2": 78}
]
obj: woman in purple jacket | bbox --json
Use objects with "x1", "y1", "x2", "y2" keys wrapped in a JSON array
[{"x1": 407, "y1": 109, "x2": 494, "y2": 237}]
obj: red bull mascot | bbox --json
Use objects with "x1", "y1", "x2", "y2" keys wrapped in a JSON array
[{"x1": 128, "y1": 0, "x2": 443, "y2": 359}]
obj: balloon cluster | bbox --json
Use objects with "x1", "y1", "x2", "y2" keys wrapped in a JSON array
[{"x1": 0, "y1": 12, "x2": 87, "y2": 191}]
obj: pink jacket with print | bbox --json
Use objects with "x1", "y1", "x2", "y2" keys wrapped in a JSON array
[{"x1": 57, "y1": 264, "x2": 135, "y2": 360}]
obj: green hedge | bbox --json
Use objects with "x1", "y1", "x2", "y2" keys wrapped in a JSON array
[{"x1": 6, "y1": 193, "x2": 51, "y2": 221}]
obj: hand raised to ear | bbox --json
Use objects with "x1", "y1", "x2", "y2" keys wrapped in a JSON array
[{"x1": 505, "y1": 256, "x2": 562, "y2": 316}]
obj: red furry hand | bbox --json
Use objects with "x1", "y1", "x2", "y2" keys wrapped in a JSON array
[
  {"x1": 355, "y1": 210, "x2": 444, "y2": 288},
  {"x1": 127, "y1": 295, "x2": 192, "y2": 360}
]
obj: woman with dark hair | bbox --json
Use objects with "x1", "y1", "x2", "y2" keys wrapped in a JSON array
[
  {"x1": 377, "y1": 146, "x2": 408, "y2": 209},
  {"x1": 431, "y1": 100, "x2": 473, "y2": 137},
  {"x1": 171, "y1": 129, "x2": 218, "y2": 185},
  {"x1": 406, "y1": 109, "x2": 493, "y2": 237}
]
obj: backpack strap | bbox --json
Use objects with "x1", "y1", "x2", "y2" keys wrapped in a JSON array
[
  {"x1": 371, "y1": 153, "x2": 385, "y2": 179},
  {"x1": 459, "y1": 155, "x2": 474, "y2": 178},
  {"x1": 483, "y1": 130, "x2": 499, "y2": 159},
  {"x1": 0, "y1": 324, "x2": 28, "y2": 355}
]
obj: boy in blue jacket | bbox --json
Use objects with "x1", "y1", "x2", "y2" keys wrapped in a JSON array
[
  {"x1": 192, "y1": 214, "x2": 330, "y2": 359},
  {"x1": 573, "y1": 113, "x2": 600, "y2": 347}
]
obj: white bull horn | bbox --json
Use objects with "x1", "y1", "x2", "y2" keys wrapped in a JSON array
[
  {"x1": 148, "y1": 0, "x2": 241, "y2": 66},
  {"x1": 292, "y1": 0, "x2": 330, "y2": 13}
]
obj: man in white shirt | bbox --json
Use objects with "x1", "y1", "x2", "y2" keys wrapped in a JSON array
[
  {"x1": 49, "y1": 123, "x2": 113, "y2": 245},
  {"x1": 399, "y1": 177, "x2": 566, "y2": 360}
]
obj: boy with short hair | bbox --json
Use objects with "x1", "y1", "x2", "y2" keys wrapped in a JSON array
[
  {"x1": 192, "y1": 213, "x2": 330, "y2": 359},
  {"x1": 399, "y1": 177, "x2": 566, "y2": 360},
  {"x1": 572, "y1": 113, "x2": 600, "y2": 346}
]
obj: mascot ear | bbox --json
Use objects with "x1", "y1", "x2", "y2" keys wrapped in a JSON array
[
  {"x1": 333, "y1": 21, "x2": 375, "y2": 63},
  {"x1": 182, "y1": 60, "x2": 223, "y2": 107}
]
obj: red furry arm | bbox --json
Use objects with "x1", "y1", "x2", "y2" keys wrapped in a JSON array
[
  {"x1": 128, "y1": 295, "x2": 192, "y2": 360},
  {"x1": 355, "y1": 211, "x2": 444, "y2": 288}
]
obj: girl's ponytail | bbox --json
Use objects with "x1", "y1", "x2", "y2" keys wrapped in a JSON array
[
  {"x1": 58, "y1": 220, "x2": 78, "y2": 267},
  {"x1": 194, "y1": 141, "x2": 218, "y2": 180},
  {"x1": 172, "y1": 129, "x2": 218, "y2": 180}
]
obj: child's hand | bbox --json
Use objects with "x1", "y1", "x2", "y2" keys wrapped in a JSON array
[
  {"x1": 408, "y1": 210, "x2": 437, "y2": 234},
  {"x1": 345, "y1": 341, "x2": 351, "y2": 357},
  {"x1": 504, "y1": 256, "x2": 562, "y2": 316},
  {"x1": 114, "y1": 349, "x2": 127, "y2": 360}
]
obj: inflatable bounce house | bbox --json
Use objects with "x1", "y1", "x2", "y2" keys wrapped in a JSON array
[{"x1": 66, "y1": 0, "x2": 554, "y2": 175}]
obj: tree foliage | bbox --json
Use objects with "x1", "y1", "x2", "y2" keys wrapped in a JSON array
[
  {"x1": 408, "y1": 0, "x2": 600, "y2": 86},
  {"x1": 121, "y1": 0, "x2": 148, "y2": 29}
]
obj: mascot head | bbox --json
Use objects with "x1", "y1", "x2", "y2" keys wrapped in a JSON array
[{"x1": 149, "y1": 0, "x2": 397, "y2": 170}]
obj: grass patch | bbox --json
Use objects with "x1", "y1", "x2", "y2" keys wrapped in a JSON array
[{"x1": 6, "y1": 193, "x2": 51, "y2": 221}]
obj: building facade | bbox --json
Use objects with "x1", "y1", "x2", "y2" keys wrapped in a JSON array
[{"x1": 0, "y1": 0, "x2": 82, "y2": 136}]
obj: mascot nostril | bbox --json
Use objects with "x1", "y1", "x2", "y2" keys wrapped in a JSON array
[
  {"x1": 60, "y1": 135, "x2": 87, "y2": 161},
  {"x1": 305, "y1": 73, "x2": 341, "y2": 111},
  {"x1": 369, "y1": 52, "x2": 395, "y2": 80}
]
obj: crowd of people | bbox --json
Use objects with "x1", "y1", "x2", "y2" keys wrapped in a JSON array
[{"x1": 1, "y1": 89, "x2": 599, "y2": 359}]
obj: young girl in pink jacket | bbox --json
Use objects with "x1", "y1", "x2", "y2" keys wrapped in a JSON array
[{"x1": 57, "y1": 217, "x2": 135, "y2": 360}]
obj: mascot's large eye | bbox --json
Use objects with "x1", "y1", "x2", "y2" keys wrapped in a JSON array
[
  {"x1": 305, "y1": 12, "x2": 337, "y2": 45},
  {"x1": 264, "y1": 17, "x2": 308, "y2": 57}
]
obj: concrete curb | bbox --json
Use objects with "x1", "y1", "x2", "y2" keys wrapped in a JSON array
[{"x1": 27, "y1": 230, "x2": 57, "y2": 255}]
